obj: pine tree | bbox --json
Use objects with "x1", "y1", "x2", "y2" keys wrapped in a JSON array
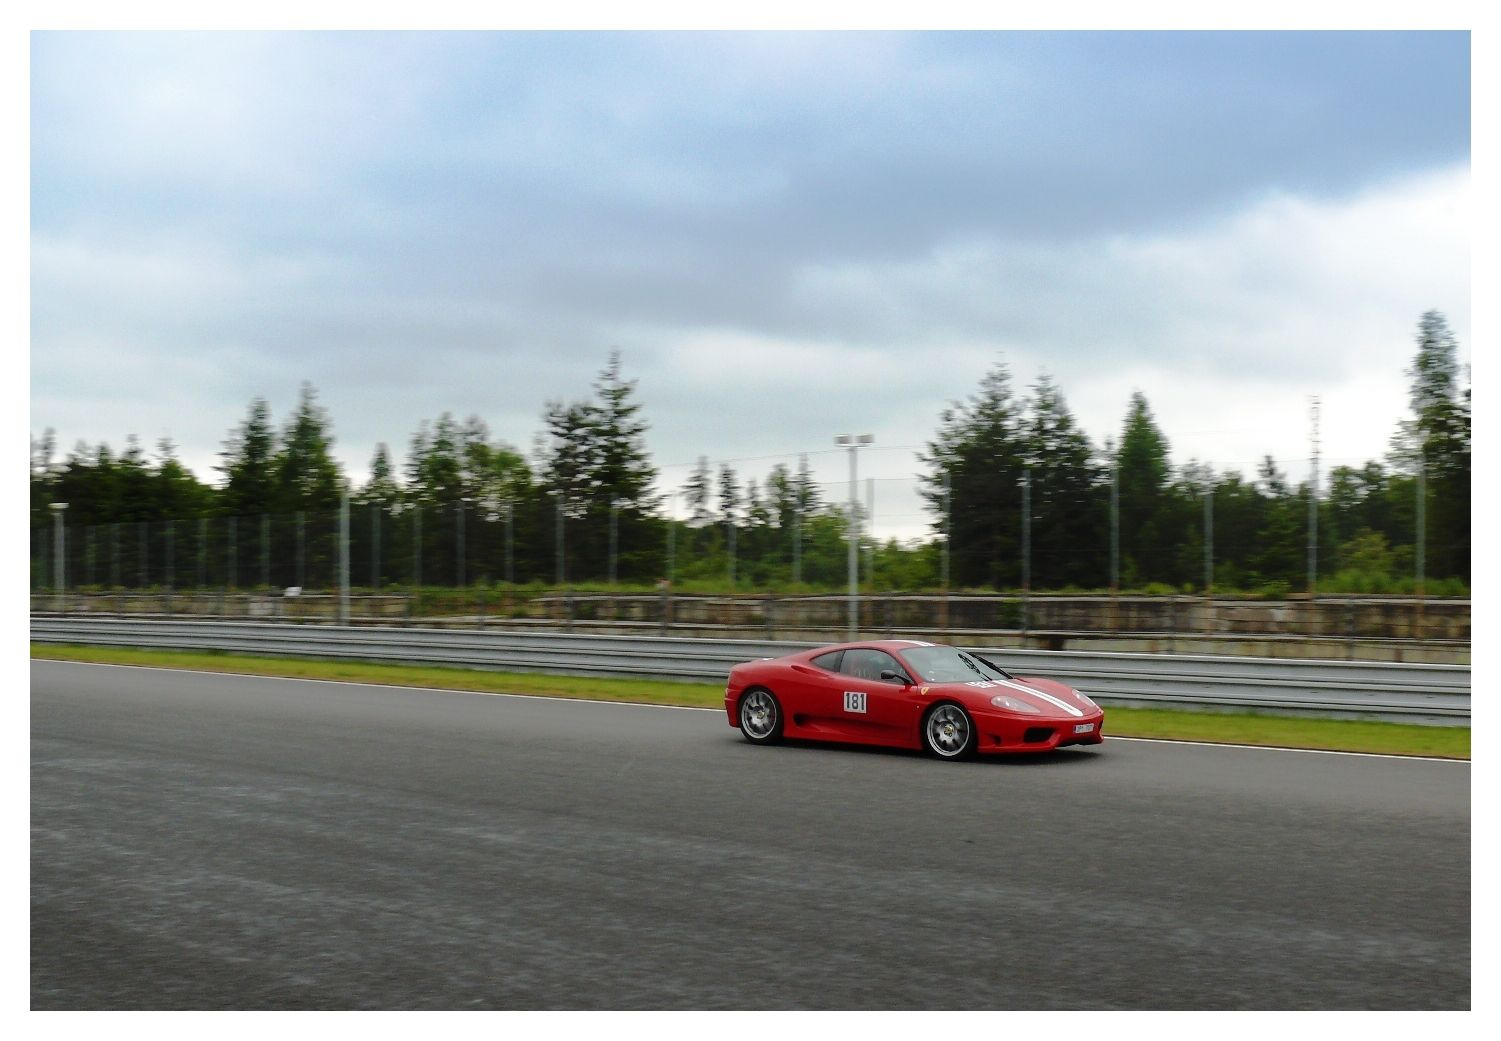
[
  {"x1": 362, "y1": 443, "x2": 402, "y2": 504},
  {"x1": 1250, "y1": 456, "x2": 1302, "y2": 586},
  {"x1": 458, "y1": 415, "x2": 493, "y2": 502},
  {"x1": 590, "y1": 350, "x2": 657, "y2": 514},
  {"x1": 32, "y1": 428, "x2": 56, "y2": 482},
  {"x1": 405, "y1": 420, "x2": 432, "y2": 496},
  {"x1": 745, "y1": 478, "x2": 770, "y2": 529},
  {"x1": 153, "y1": 437, "x2": 214, "y2": 519},
  {"x1": 718, "y1": 464, "x2": 741, "y2": 526},
  {"x1": 919, "y1": 360, "x2": 1027, "y2": 588},
  {"x1": 796, "y1": 454, "x2": 821, "y2": 517},
  {"x1": 684, "y1": 456, "x2": 713, "y2": 527},
  {"x1": 418, "y1": 412, "x2": 464, "y2": 505},
  {"x1": 219, "y1": 398, "x2": 277, "y2": 519},
  {"x1": 1021, "y1": 374, "x2": 1106, "y2": 588},
  {"x1": 273, "y1": 382, "x2": 343, "y2": 513},
  {"x1": 766, "y1": 463, "x2": 795, "y2": 531},
  {"x1": 540, "y1": 400, "x2": 595, "y2": 518},
  {"x1": 1115, "y1": 392, "x2": 1173, "y2": 586},
  {"x1": 1391, "y1": 310, "x2": 1469, "y2": 581}
]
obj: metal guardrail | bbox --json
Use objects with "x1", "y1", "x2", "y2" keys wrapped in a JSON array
[{"x1": 29, "y1": 616, "x2": 1470, "y2": 725}]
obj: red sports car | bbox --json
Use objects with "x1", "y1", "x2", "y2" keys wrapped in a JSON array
[{"x1": 724, "y1": 639, "x2": 1104, "y2": 760}]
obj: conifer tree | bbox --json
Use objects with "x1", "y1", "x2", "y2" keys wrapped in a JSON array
[
  {"x1": 219, "y1": 397, "x2": 276, "y2": 518},
  {"x1": 1020, "y1": 374, "x2": 1106, "y2": 588},
  {"x1": 1391, "y1": 310, "x2": 1470, "y2": 580},
  {"x1": 919, "y1": 359, "x2": 1027, "y2": 587},
  {"x1": 1115, "y1": 392, "x2": 1173, "y2": 586},
  {"x1": 273, "y1": 382, "x2": 343, "y2": 513}
]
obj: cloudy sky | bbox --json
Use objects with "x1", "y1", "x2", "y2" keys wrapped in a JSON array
[{"x1": 29, "y1": 30, "x2": 1470, "y2": 539}]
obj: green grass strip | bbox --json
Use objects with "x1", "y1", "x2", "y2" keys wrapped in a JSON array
[{"x1": 32, "y1": 643, "x2": 1469, "y2": 760}]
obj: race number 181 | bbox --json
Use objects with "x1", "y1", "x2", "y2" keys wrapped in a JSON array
[{"x1": 843, "y1": 691, "x2": 867, "y2": 714}]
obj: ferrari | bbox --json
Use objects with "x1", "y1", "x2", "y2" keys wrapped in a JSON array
[{"x1": 724, "y1": 639, "x2": 1104, "y2": 760}]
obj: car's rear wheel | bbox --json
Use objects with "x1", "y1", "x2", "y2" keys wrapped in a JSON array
[
  {"x1": 922, "y1": 703, "x2": 976, "y2": 760},
  {"x1": 739, "y1": 688, "x2": 784, "y2": 744}
]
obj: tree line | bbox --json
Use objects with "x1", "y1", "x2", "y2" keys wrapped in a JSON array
[{"x1": 30, "y1": 314, "x2": 1470, "y2": 595}]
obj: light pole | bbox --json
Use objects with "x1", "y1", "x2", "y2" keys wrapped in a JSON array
[
  {"x1": 666, "y1": 490, "x2": 677, "y2": 587},
  {"x1": 835, "y1": 434, "x2": 872, "y2": 640},
  {"x1": 726, "y1": 480, "x2": 736, "y2": 589},
  {"x1": 1020, "y1": 468, "x2": 1031, "y2": 633},
  {"x1": 413, "y1": 501, "x2": 423, "y2": 591},
  {"x1": 1107, "y1": 438, "x2": 1119, "y2": 594},
  {"x1": 865, "y1": 476, "x2": 874, "y2": 590},
  {"x1": 371, "y1": 498, "x2": 382, "y2": 592},
  {"x1": 338, "y1": 490, "x2": 350, "y2": 624},
  {"x1": 456, "y1": 497, "x2": 467, "y2": 589},
  {"x1": 942, "y1": 469, "x2": 951, "y2": 636},
  {"x1": 1020, "y1": 469, "x2": 1031, "y2": 592},
  {"x1": 555, "y1": 493, "x2": 566, "y2": 586},
  {"x1": 1203, "y1": 476, "x2": 1214, "y2": 594},
  {"x1": 1410, "y1": 456, "x2": 1422, "y2": 594},
  {"x1": 504, "y1": 499, "x2": 514, "y2": 588},
  {"x1": 609, "y1": 498, "x2": 625, "y2": 586},
  {"x1": 793, "y1": 454, "x2": 806, "y2": 587},
  {"x1": 1308, "y1": 396, "x2": 1320, "y2": 597},
  {"x1": 50, "y1": 502, "x2": 68, "y2": 612}
]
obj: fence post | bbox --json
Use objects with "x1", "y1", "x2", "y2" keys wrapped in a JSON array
[
  {"x1": 166, "y1": 520, "x2": 175, "y2": 615},
  {"x1": 339, "y1": 492, "x2": 350, "y2": 625}
]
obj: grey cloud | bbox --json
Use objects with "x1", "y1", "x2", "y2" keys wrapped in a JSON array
[{"x1": 30, "y1": 30, "x2": 1470, "y2": 509}]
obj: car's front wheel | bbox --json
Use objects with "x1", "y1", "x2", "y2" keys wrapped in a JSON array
[
  {"x1": 738, "y1": 688, "x2": 784, "y2": 744},
  {"x1": 922, "y1": 703, "x2": 976, "y2": 760}
]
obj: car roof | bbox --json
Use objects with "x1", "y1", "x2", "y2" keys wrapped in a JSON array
[{"x1": 811, "y1": 639, "x2": 950, "y2": 655}]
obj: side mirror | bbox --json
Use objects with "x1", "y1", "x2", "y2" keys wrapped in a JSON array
[{"x1": 880, "y1": 669, "x2": 913, "y2": 686}]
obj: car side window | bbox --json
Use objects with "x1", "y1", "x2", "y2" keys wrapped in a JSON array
[
  {"x1": 839, "y1": 649, "x2": 903, "y2": 683},
  {"x1": 811, "y1": 650, "x2": 844, "y2": 672}
]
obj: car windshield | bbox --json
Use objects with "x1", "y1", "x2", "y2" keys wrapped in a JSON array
[{"x1": 901, "y1": 645, "x2": 1013, "y2": 683}]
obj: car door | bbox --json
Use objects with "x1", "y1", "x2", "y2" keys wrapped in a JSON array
[
  {"x1": 832, "y1": 648, "x2": 920, "y2": 745},
  {"x1": 778, "y1": 649, "x2": 853, "y2": 737}
]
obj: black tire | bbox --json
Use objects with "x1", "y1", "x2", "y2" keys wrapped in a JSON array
[
  {"x1": 921, "y1": 702, "x2": 976, "y2": 760},
  {"x1": 738, "y1": 687, "x2": 784, "y2": 745}
]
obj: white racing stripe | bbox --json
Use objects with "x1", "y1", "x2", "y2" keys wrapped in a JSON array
[{"x1": 994, "y1": 677, "x2": 1084, "y2": 717}]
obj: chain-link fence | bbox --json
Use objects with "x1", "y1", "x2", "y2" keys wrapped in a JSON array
[{"x1": 28, "y1": 502, "x2": 526, "y2": 595}]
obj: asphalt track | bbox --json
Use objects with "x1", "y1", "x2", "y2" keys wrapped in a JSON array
[{"x1": 31, "y1": 659, "x2": 1470, "y2": 1010}]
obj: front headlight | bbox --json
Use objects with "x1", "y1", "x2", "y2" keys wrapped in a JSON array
[
  {"x1": 1074, "y1": 691, "x2": 1099, "y2": 710},
  {"x1": 990, "y1": 694, "x2": 1042, "y2": 714}
]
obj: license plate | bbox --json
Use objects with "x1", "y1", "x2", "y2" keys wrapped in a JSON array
[{"x1": 1073, "y1": 723, "x2": 1095, "y2": 734}]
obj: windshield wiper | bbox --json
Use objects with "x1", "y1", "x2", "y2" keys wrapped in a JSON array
[
  {"x1": 971, "y1": 652, "x2": 1012, "y2": 680},
  {"x1": 957, "y1": 652, "x2": 988, "y2": 678}
]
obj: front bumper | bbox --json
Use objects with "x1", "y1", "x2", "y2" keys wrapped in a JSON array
[{"x1": 970, "y1": 708, "x2": 1105, "y2": 754}]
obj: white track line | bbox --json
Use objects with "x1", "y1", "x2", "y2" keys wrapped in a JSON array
[
  {"x1": 35, "y1": 658, "x2": 1470, "y2": 761},
  {"x1": 1103, "y1": 735, "x2": 1467, "y2": 763},
  {"x1": 34, "y1": 658, "x2": 719, "y2": 712}
]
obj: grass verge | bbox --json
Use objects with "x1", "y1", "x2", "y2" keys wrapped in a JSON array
[{"x1": 31, "y1": 643, "x2": 1469, "y2": 760}]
